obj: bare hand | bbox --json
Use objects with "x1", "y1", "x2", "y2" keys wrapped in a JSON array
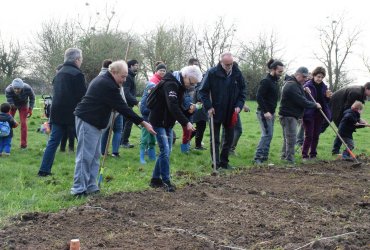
[
  {"x1": 234, "y1": 107, "x2": 241, "y2": 113},
  {"x1": 264, "y1": 112, "x2": 273, "y2": 120},
  {"x1": 186, "y1": 122, "x2": 196, "y2": 131},
  {"x1": 208, "y1": 108, "x2": 215, "y2": 116},
  {"x1": 141, "y1": 121, "x2": 157, "y2": 135},
  {"x1": 316, "y1": 103, "x2": 322, "y2": 109},
  {"x1": 243, "y1": 105, "x2": 250, "y2": 112},
  {"x1": 325, "y1": 90, "x2": 332, "y2": 98},
  {"x1": 304, "y1": 87, "x2": 311, "y2": 94}
]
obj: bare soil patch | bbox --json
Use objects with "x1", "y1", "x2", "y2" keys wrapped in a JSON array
[{"x1": 1, "y1": 158, "x2": 369, "y2": 249}]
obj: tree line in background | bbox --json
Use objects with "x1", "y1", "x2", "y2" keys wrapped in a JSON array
[{"x1": 0, "y1": 8, "x2": 365, "y2": 99}]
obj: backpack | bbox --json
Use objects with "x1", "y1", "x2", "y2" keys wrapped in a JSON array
[
  {"x1": 146, "y1": 81, "x2": 165, "y2": 109},
  {"x1": 0, "y1": 121, "x2": 10, "y2": 137}
]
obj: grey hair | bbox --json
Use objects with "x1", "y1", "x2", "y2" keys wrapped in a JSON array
[
  {"x1": 181, "y1": 65, "x2": 203, "y2": 82},
  {"x1": 64, "y1": 48, "x2": 82, "y2": 63},
  {"x1": 220, "y1": 52, "x2": 233, "y2": 60},
  {"x1": 108, "y1": 60, "x2": 128, "y2": 74}
]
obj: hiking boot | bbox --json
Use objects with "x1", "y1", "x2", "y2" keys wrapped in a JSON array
[
  {"x1": 163, "y1": 181, "x2": 176, "y2": 192},
  {"x1": 20, "y1": 145, "x2": 27, "y2": 149},
  {"x1": 121, "y1": 143, "x2": 134, "y2": 148},
  {"x1": 194, "y1": 146, "x2": 207, "y2": 150},
  {"x1": 38, "y1": 171, "x2": 53, "y2": 177},
  {"x1": 150, "y1": 178, "x2": 164, "y2": 188}
]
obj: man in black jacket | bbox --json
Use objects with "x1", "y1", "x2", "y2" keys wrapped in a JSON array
[
  {"x1": 330, "y1": 82, "x2": 370, "y2": 154},
  {"x1": 148, "y1": 65, "x2": 202, "y2": 192},
  {"x1": 199, "y1": 52, "x2": 247, "y2": 170},
  {"x1": 121, "y1": 59, "x2": 140, "y2": 148},
  {"x1": 38, "y1": 48, "x2": 87, "y2": 176},
  {"x1": 278, "y1": 67, "x2": 321, "y2": 164},
  {"x1": 254, "y1": 59, "x2": 284, "y2": 164},
  {"x1": 71, "y1": 60, "x2": 155, "y2": 196}
]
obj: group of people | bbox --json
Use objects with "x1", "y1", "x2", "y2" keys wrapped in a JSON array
[{"x1": 1, "y1": 47, "x2": 370, "y2": 194}]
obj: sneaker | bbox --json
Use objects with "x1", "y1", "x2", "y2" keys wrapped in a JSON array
[
  {"x1": 111, "y1": 153, "x2": 120, "y2": 157},
  {"x1": 2, "y1": 152, "x2": 10, "y2": 157},
  {"x1": 302, "y1": 158, "x2": 309, "y2": 162},
  {"x1": 121, "y1": 143, "x2": 134, "y2": 148},
  {"x1": 38, "y1": 171, "x2": 53, "y2": 177},
  {"x1": 72, "y1": 191, "x2": 87, "y2": 198},
  {"x1": 149, "y1": 178, "x2": 164, "y2": 188},
  {"x1": 163, "y1": 181, "x2": 176, "y2": 192}
]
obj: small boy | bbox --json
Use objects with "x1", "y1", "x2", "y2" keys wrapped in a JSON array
[
  {"x1": 337, "y1": 101, "x2": 369, "y2": 160},
  {"x1": 0, "y1": 103, "x2": 19, "y2": 156},
  {"x1": 139, "y1": 82, "x2": 157, "y2": 164}
]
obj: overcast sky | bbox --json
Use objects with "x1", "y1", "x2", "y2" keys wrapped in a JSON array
[{"x1": 1, "y1": 0, "x2": 369, "y2": 83}]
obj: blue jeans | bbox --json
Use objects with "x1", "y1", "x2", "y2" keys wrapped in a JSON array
[
  {"x1": 0, "y1": 136, "x2": 12, "y2": 154},
  {"x1": 254, "y1": 111, "x2": 275, "y2": 161},
  {"x1": 101, "y1": 115, "x2": 124, "y2": 154},
  {"x1": 152, "y1": 127, "x2": 173, "y2": 182},
  {"x1": 39, "y1": 123, "x2": 67, "y2": 174}
]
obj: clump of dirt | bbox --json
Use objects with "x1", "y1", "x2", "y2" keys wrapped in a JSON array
[{"x1": 1, "y1": 160, "x2": 369, "y2": 249}]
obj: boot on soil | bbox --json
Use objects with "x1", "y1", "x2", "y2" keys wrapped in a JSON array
[
  {"x1": 140, "y1": 149, "x2": 147, "y2": 164},
  {"x1": 180, "y1": 143, "x2": 190, "y2": 154},
  {"x1": 148, "y1": 148, "x2": 156, "y2": 161},
  {"x1": 163, "y1": 180, "x2": 176, "y2": 192},
  {"x1": 149, "y1": 178, "x2": 164, "y2": 188}
]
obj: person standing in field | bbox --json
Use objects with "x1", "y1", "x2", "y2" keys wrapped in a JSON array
[
  {"x1": 253, "y1": 59, "x2": 284, "y2": 164},
  {"x1": 0, "y1": 103, "x2": 19, "y2": 156}
]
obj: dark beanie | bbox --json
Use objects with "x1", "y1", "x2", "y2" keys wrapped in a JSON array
[
  {"x1": 155, "y1": 63, "x2": 167, "y2": 71},
  {"x1": 127, "y1": 59, "x2": 139, "y2": 68}
]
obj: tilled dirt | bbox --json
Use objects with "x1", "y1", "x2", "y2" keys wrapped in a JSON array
[{"x1": 1, "y1": 159, "x2": 369, "y2": 250}]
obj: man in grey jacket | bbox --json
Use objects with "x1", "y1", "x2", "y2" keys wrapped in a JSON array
[{"x1": 278, "y1": 67, "x2": 321, "y2": 163}]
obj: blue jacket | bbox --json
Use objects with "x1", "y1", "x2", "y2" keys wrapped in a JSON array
[
  {"x1": 199, "y1": 63, "x2": 247, "y2": 125},
  {"x1": 140, "y1": 82, "x2": 156, "y2": 121},
  {"x1": 0, "y1": 113, "x2": 17, "y2": 137},
  {"x1": 338, "y1": 109, "x2": 365, "y2": 139}
]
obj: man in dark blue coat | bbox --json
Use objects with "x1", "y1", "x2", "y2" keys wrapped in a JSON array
[
  {"x1": 38, "y1": 48, "x2": 87, "y2": 176},
  {"x1": 199, "y1": 52, "x2": 247, "y2": 170}
]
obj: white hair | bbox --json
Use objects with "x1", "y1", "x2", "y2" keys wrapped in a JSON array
[
  {"x1": 180, "y1": 65, "x2": 202, "y2": 82},
  {"x1": 109, "y1": 60, "x2": 128, "y2": 74},
  {"x1": 220, "y1": 52, "x2": 233, "y2": 61}
]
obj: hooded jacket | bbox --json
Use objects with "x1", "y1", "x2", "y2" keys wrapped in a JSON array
[{"x1": 148, "y1": 72, "x2": 189, "y2": 128}]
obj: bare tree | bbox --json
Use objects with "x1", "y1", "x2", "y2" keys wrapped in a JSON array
[
  {"x1": 238, "y1": 32, "x2": 284, "y2": 100},
  {"x1": 194, "y1": 17, "x2": 237, "y2": 68},
  {"x1": 0, "y1": 36, "x2": 25, "y2": 90},
  {"x1": 314, "y1": 16, "x2": 361, "y2": 91}
]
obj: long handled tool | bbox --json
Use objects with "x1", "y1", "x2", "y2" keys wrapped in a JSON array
[
  {"x1": 307, "y1": 91, "x2": 361, "y2": 167},
  {"x1": 210, "y1": 113, "x2": 218, "y2": 175},
  {"x1": 98, "y1": 112, "x2": 117, "y2": 187}
]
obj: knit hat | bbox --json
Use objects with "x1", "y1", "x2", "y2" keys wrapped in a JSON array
[
  {"x1": 12, "y1": 78, "x2": 24, "y2": 89},
  {"x1": 155, "y1": 63, "x2": 167, "y2": 71}
]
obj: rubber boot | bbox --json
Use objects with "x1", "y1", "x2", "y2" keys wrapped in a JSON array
[
  {"x1": 140, "y1": 149, "x2": 147, "y2": 164},
  {"x1": 148, "y1": 148, "x2": 156, "y2": 161},
  {"x1": 180, "y1": 143, "x2": 190, "y2": 154}
]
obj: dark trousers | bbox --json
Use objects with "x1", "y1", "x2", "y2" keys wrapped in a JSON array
[
  {"x1": 302, "y1": 113, "x2": 323, "y2": 158},
  {"x1": 60, "y1": 125, "x2": 76, "y2": 151},
  {"x1": 121, "y1": 112, "x2": 133, "y2": 145},
  {"x1": 195, "y1": 120, "x2": 207, "y2": 147},
  {"x1": 209, "y1": 122, "x2": 234, "y2": 166}
]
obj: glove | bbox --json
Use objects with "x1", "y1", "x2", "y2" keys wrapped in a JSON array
[
  {"x1": 228, "y1": 111, "x2": 238, "y2": 128},
  {"x1": 27, "y1": 108, "x2": 33, "y2": 118}
]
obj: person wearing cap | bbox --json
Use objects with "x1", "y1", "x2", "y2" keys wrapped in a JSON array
[
  {"x1": 38, "y1": 48, "x2": 87, "y2": 177},
  {"x1": 121, "y1": 59, "x2": 140, "y2": 148},
  {"x1": 150, "y1": 62, "x2": 167, "y2": 84},
  {"x1": 5, "y1": 78, "x2": 35, "y2": 149},
  {"x1": 278, "y1": 66, "x2": 322, "y2": 164}
]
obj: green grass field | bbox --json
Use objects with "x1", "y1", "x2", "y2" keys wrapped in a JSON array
[{"x1": 0, "y1": 95, "x2": 369, "y2": 226}]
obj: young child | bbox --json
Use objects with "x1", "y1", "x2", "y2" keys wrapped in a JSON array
[
  {"x1": 337, "y1": 101, "x2": 369, "y2": 160},
  {"x1": 139, "y1": 82, "x2": 158, "y2": 164},
  {"x1": 0, "y1": 103, "x2": 19, "y2": 156}
]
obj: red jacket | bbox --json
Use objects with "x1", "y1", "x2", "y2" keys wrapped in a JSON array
[{"x1": 149, "y1": 73, "x2": 162, "y2": 84}]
